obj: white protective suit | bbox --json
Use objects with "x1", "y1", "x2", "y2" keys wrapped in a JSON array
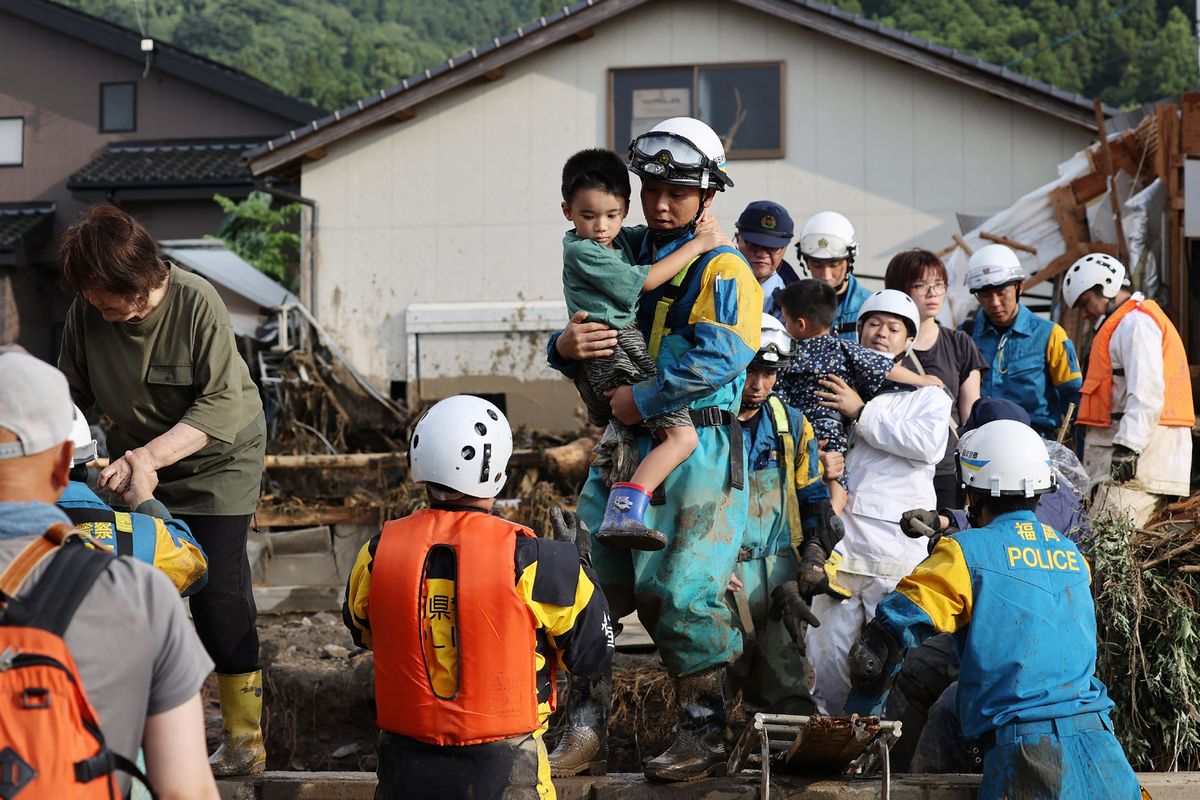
[{"x1": 806, "y1": 385, "x2": 951, "y2": 714}]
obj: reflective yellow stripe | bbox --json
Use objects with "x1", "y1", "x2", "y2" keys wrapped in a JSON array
[
  {"x1": 766, "y1": 396, "x2": 803, "y2": 552},
  {"x1": 895, "y1": 537, "x2": 974, "y2": 633},
  {"x1": 113, "y1": 512, "x2": 133, "y2": 533},
  {"x1": 648, "y1": 261, "x2": 695, "y2": 359}
]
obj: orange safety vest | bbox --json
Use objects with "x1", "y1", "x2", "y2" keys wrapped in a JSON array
[
  {"x1": 369, "y1": 508, "x2": 539, "y2": 746},
  {"x1": 1078, "y1": 297, "x2": 1195, "y2": 428}
]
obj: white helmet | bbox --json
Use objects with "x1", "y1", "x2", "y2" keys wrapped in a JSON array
[
  {"x1": 966, "y1": 244, "x2": 1025, "y2": 292},
  {"x1": 69, "y1": 404, "x2": 96, "y2": 466},
  {"x1": 629, "y1": 117, "x2": 732, "y2": 192},
  {"x1": 956, "y1": 419, "x2": 1056, "y2": 498},
  {"x1": 753, "y1": 313, "x2": 792, "y2": 369},
  {"x1": 1061, "y1": 252, "x2": 1126, "y2": 309},
  {"x1": 797, "y1": 211, "x2": 857, "y2": 263},
  {"x1": 409, "y1": 395, "x2": 513, "y2": 498},
  {"x1": 856, "y1": 290, "x2": 920, "y2": 338}
]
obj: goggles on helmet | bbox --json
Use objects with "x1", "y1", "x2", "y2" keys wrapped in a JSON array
[
  {"x1": 629, "y1": 131, "x2": 732, "y2": 190},
  {"x1": 751, "y1": 342, "x2": 790, "y2": 370}
]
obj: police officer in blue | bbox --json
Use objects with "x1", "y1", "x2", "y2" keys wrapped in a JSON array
[
  {"x1": 964, "y1": 245, "x2": 1082, "y2": 436},
  {"x1": 845, "y1": 419, "x2": 1140, "y2": 799},
  {"x1": 734, "y1": 201, "x2": 800, "y2": 321},
  {"x1": 59, "y1": 405, "x2": 208, "y2": 596},
  {"x1": 795, "y1": 211, "x2": 872, "y2": 341},
  {"x1": 727, "y1": 313, "x2": 842, "y2": 716}
]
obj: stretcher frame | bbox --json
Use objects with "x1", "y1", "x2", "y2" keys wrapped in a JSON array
[{"x1": 726, "y1": 713, "x2": 903, "y2": 799}]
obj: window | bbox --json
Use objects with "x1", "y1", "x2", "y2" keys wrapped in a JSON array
[
  {"x1": 610, "y1": 63, "x2": 784, "y2": 159},
  {"x1": 100, "y1": 82, "x2": 137, "y2": 133},
  {"x1": 0, "y1": 118, "x2": 22, "y2": 166}
]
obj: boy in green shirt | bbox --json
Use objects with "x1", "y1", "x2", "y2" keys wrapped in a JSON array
[{"x1": 560, "y1": 148, "x2": 727, "y2": 551}]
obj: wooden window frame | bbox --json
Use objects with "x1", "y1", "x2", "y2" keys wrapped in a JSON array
[
  {"x1": 99, "y1": 81, "x2": 138, "y2": 133},
  {"x1": 0, "y1": 117, "x2": 24, "y2": 167},
  {"x1": 607, "y1": 61, "x2": 786, "y2": 160}
]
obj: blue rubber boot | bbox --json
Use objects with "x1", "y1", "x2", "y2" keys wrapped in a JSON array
[{"x1": 596, "y1": 483, "x2": 667, "y2": 551}]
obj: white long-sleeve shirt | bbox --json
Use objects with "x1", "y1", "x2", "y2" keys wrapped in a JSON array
[
  {"x1": 840, "y1": 385, "x2": 952, "y2": 577},
  {"x1": 1082, "y1": 294, "x2": 1192, "y2": 496}
]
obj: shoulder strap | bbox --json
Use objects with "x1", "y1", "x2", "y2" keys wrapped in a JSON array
[
  {"x1": 15, "y1": 538, "x2": 112, "y2": 637},
  {"x1": 648, "y1": 259, "x2": 695, "y2": 359},
  {"x1": 765, "y1": 397, "x2": 803, "y2": 542},
  {"x1": 0, "y1": 522, "x2": 75, "y2": 598}
]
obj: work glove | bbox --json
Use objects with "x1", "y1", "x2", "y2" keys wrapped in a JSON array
[
  {"x1": 549, "y1": 507, "x2": 592, "y2": 568},
  {"x1": 795, "y1": 541, "x2": 830, "y2": 599},
  {"x1": 847, "y1": 619, "x2": 903, "y2": 697},
  {"x1": 1110, "y1": 445, "x2": 1139, "y2": 484},
  {"x1": 771, "y1": 581, "x2": 820, "y2": 656},
  {"x1": 900, "y1": 509, "x2": 941, "y2": 539}
]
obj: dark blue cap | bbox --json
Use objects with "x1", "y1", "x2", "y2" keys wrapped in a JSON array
[
  {"x1": 736, "y1": 200, "x2": 794, "y2": 248},
  {"x1": 960, "y1": 397, "x2": 1031, "y2": 436}
]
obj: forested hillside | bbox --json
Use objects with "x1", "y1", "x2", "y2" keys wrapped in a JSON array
[{"x1": 62, "y1": 0, "x2": 1196, "y2": 110}]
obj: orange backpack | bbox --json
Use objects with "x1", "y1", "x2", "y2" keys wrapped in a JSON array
[{"x1": 0, "y1": 524, "x2": 153, "y2": 799}]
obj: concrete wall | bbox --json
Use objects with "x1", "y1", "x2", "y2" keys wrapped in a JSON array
[{"x1": 301, "y1": 0, "x2": 1094, "y2": 430}]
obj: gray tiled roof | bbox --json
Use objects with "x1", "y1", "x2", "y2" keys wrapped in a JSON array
[
  {"x1": 247, "y1": 0, "x2": 1112, "y2": 168},
  {"x1": 67, "y1": 139, "x2": 262, "y2": 190},
  {"x1": 0, "y1": 202, "x2": 55, "y2": 263}
]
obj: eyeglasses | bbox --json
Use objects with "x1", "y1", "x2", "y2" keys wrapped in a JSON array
[{"x1": 912, "y1": 281, "x2": 948, "y2": 296}]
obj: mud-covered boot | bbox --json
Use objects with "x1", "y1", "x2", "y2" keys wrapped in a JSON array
[
  {"x1": 596, "y1": 483, "x2": 666, "y2": 551},
  {"x1": 548, "y1": 670, "x2": 612, "y2": 777},
  {"x1": 643, "y1": 667, "x2": 730, "y2": 782},
  {"x1": 209, "y1": 670, "x2": 267, "y2": 776}
]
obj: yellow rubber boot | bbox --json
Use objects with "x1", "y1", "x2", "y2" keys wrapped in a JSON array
[{"x1": 209, "y1": 671, "x2": 266, "y2": 777}]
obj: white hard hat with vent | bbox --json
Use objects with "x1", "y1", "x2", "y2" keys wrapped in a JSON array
[
  {"x1": 409, "y1": 395, "x2": 513, "y2": 498},
  {"x1": 1061, "y1": 252, "x2": 1126, "y2": 309},
  {"x1": 966, "y1": 244, "x2": 1026, "y2": 292},
  {"x1": 856, "y1": 289, "x2": 920, "y2": 338},
  {"x1": 956, "y1": 419, "x2": 1056, "y2": 498},
  {"x1": 797, "y1": 211, "x2": 857, "y2": 261}
]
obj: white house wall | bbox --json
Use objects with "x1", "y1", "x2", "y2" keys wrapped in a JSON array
[{"x1": 301, "y1": 0, "x2": 1092, "y2": 429}]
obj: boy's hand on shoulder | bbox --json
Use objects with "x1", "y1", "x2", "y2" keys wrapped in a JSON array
[{"x1": 693, "y1": 212, "x2": 730, "y2": 252}]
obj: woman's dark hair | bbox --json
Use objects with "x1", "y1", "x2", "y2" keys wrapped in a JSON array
[
  {"x1": 561, "y1": 148, "x2": 631, "y2": 207},
  {"x1": 884, "y1": 249, "x2": 947, "y2": 294},
  {"x1": 775, "y1": 278, "x2": 837, "y2": 329},
  {"x1": 59, "y1": 205, "x2": 167, "y2": 303}
]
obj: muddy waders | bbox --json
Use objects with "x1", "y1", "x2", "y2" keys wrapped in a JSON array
[
  {"x1": 210, "y1": 670, "x2": 266, "y2": 776},
  {"x1": 643, "y1": 667, "x2": 731, "y2": 782}
]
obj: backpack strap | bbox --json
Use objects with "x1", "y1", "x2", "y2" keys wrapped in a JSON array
[
  {"x1": 11, "y1": 535, "x2": 112, "y2": 637},
  {"x1": 765, "y1": 396, "x2": 803, "y2": 543},
  {"x1": 0, "y1": 522, "x2": 76, "y2": 599}
]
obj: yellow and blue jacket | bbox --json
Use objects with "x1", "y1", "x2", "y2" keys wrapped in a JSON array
[
  {"x1": 871, "y1": 509, "x2": 1113, "y2": 740},
  {"x1": 970, "y1": 305, "x2": 1082, "y2": 432},
  {"x1": 57, "y1": 481, "x2": 208, "y2": 596}
]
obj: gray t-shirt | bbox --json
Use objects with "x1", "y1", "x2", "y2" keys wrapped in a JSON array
[{"x1": 0, "y1": 506, "x2": 213, "y2": 796}]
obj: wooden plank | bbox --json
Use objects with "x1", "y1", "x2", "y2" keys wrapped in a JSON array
[
  {"x1": 951, "y1": 234, "x2": 974, "y2": 257},
  {"x1": 96, "y1": 448, "x2": 546, "y2": 471},
  {"x1": 1070, "y1": 171, "x2": 1107, "y2": 204},
  {"x1": 935, "y1": 241, "x2": 958, "y2": 258},
  {"x1": 980, "y1": 230, "x2": 1037, "y2": 255},
  {"x1": 1094, "y1": 98, "x2": 1128, "y2": 265},
  {"x1": 256, "y1": 506, "x2": 379, "y2": 527},
  {"x1": 1023, "y1": 242, "x2": 1118, "y2": 291},
  {"x1": 1050, "y1": 185, "x2": 1087, "y2": 249},
  {"x1": 1182, "y1": 92, "x2": 1200, "y2": 155}
]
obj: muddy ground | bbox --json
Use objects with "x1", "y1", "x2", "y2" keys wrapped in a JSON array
[{"x1": 210, "y1": 614, "x2": 678, "y2": 772}]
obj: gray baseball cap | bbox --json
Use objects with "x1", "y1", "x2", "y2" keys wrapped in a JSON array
[{"x1": 0, "y1": 346, "x2": 74, "y2": 460}]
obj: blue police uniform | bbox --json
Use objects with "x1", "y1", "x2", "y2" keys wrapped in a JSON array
[
  {"x1": 549, "y1": 231, "x2": 761, "y2": 676},
  {"x1": 761, "y1": 261, "x2": 801, "y2": 321},
  {"x1": 862, "y1": 510, "x2": 1139, "y2": 800},
  {"x1": 833, "y1": 274, "x2": 872, "y2": 342},
  {"x1": 58, "y1": 481, "x2": 208, "y2": 596},
  {"x1": 970, "y1": 305, "x2": 1082, "y2": 433},
  {"x1": 729, "y1": 395, "x2": 826, "y2": 712}
]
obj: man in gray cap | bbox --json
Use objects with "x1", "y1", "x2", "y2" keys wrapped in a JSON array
[
  {"x1": 0, "y1": 347, "x2": 218, "y2": 799},
  {"x1": 735, "y1": 200, "x2": 800, "y2": 320}
]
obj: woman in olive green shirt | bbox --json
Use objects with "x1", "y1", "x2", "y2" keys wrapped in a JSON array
[{"x1": 57, "y1": 205, "x2": 267, "y2": 777}]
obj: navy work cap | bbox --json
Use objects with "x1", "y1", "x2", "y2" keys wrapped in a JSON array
[
  {"x1": 736, "y1": 200, "x2": 794, "y2": 248},
  {"x1": 960, "y1": 397, "x2": 1031, "y2": 436}
]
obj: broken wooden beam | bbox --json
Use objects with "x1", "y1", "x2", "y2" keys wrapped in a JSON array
[
  {"x1": 980, "y1": 231, "x2": 1037, "y2": 255},
  {"x1": 951, "y1": 234, "x2": 974, "y2": 257},
  {"x1": 1023, "y1": 242, "x2": 1118, "y2": 291},
  {"x1": 95, "y1": 449, "x2": 548, "y2": 471},
  {"x1": 1094, "y1": 98, "x2": 1128, "y2": 265}
]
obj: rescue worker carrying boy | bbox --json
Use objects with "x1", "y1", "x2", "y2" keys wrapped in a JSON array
[
  {"x1": 845, "y1": 420, "x2": 1141, "y2": 800},
  {"x1": 547, "y1": 117, "x2": 762, "y2": 781},
  {"x1": 342, "y1": 395, "x2": 613, "y2": 800},
  {"x1": 727, "y1": 313, "x2": 843, "y2": 715}
]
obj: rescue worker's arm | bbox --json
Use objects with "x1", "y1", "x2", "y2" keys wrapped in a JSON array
[
  {"x1": 1045, "y1": 324, "x2": 1083, "y2": 420},
  {"x1": 1110, "y1": 311, "x2": 1165, "y2": 453},
  {"x1": 855, "y1": 386, "x2": 951, "y2": 464},
  {"x1": 632, "y1": 251, "x2": 763, "y2": 419},
  {"x1": 342, "y1": 534, "x2": 379, "y2": 650},
  {"x1": 133, "y1": 503, "x2": 209, "y2": 597},
  {"x1": 516, "y1": 539, "x2": 613, "y2": 675},
  {"x1": 846, "y1": 537, "x2": 973, "y2": 709}
]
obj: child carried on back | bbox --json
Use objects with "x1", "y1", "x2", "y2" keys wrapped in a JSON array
[
  {"x1": 773, "y1": 279, "x2": 941, "y2": 510},
  {"x1": 560, "y1": 148, "x2": 729, "y2": 551}
]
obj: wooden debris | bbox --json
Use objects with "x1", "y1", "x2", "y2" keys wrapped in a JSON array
[{"x1": 980, "y1": 230, "x2": 1037, "y2": 254}]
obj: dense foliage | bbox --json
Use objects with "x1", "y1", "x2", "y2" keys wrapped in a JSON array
[
  {"x1": 62, "y1": 0, "x2": 1195, "y2": 110},
  {"x1": 211, "y1": 191, "x2": 300, "y2": 284}
]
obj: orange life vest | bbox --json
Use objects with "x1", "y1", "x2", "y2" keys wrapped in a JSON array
[
  {"x1": 1078, "y1": 297, "x2": 1195, "y2": 428},
  {"x1": 369, "y1": 508, "x2": 539, "y2": 746}
]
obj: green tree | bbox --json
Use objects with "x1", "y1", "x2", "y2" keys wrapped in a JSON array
[{"x1": 211, "y1": 191, "x2": 300, "y2": 285}]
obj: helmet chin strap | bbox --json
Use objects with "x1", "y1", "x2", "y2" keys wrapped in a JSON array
[{"x1": 740, "y1": 398, "x2": 764, "y2": 413}]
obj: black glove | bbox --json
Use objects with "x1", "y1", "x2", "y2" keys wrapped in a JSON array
[
  {"x1": 549, "y1": 507, "x2": 592, "y2": 567},
  {"x1": 795, "y1": 541, "x2": 830, "y2": 599},
  {"x1": 848, "y1": 619, "x2": 903, "y2": 696},
  {"x1": 1110, "y1": 445, "x2": 1139, "y2": 484},
  {"x1": 900, "y1": 508, "x2": 941, "y2": 539},
  {"x1": 771, "y1": 582, "x2": 820, "y2": 655}
]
